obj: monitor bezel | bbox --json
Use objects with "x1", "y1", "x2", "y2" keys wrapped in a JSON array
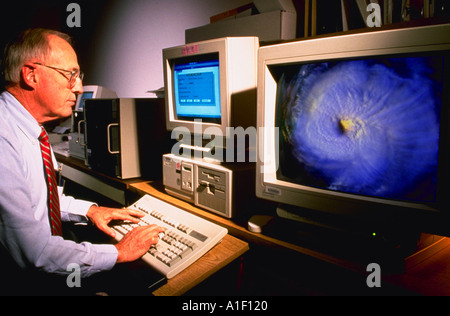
[{"x1": 164, "y1": 39, "x2": 230, "y2": 137}]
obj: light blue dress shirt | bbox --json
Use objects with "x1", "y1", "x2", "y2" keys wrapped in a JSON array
[{"x1": 0, "y1": 91, "x2": 118, "y2": 278}]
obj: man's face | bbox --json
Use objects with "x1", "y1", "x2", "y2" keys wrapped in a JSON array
[{"x1": 34, "y1": 35, "x2": 83, "y2": 122}]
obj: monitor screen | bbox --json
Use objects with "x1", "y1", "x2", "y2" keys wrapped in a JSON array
[
  {"x1": 172, "y1": 54, "x2": 221, "y2": 124},
  {"x1": 274, "y1": 56, "x2": 444, "y2": 205},
  {"x1": 75, "y1": 91, "x2": 94, "y2": 112}
]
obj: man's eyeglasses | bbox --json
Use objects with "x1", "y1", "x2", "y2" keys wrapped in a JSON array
[{"x1": 33, "y1": 62, "x2": 84, "y2": 88}]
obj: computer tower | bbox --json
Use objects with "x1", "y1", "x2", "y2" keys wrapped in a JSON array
[
  {"x1": 162, "y1": 153, "x2": 255, "y2": 218},
  {"x1": 84, "y1": 98, "x2": 169, "y2": 180},
  {"x1": 69, "y1": 85, "x2": 117, "y2": 160}
]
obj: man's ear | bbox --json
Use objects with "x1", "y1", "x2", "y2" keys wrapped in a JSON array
[{"x1": 21, "y1": 64, "x2": 38, "y2": 89}]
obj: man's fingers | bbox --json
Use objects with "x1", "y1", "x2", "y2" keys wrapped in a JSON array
[
  {"x1": 112, "y1": 209, "x2": 145, "y2": 223},
  {"x1": 135, "y1": 224, "x2": 165, "y2": 237},
  {"x1": 120, "y1": 208, "x2": 145, "y2": 218},
  {"x1": 123, "y1": 208, "x2": 145, "y2": 218},
  {"x1": 132, "y1": 225, "x2": 165, "y2": 246},
  {"x1": 98, "y1": 222, "x2": 117, "y2": 238},
  {"x1": 114, "y1": 224, "x2": 165, "y2": 263}
]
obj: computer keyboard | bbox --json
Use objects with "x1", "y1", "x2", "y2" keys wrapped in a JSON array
[{"x1": 112, "y1": 194, "x2": 228, "y2": 279}]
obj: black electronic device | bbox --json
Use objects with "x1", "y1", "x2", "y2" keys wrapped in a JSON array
[{"x1": 84, "y1": 98, "x2": 169, "y2": 180}]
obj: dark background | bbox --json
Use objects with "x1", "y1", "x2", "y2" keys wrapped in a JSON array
[{"x1": 0, "y1": 0, "x2": 115, "y2": 76}]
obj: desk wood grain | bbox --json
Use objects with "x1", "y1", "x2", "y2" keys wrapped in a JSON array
[{"x1": 153, "y1": 234, "x2": 249, "y2": 296}]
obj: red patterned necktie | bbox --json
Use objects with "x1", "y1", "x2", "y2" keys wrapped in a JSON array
[{"x1": 39, "y1": 128, "x2": 63, "y2": 236}]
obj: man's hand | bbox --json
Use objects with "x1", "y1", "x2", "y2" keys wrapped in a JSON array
[
  {"x1": 86, "y1": 205, "x2": 145, "y2": 238},
  {"x1": 114, "y1": 225, "x2": 165, "y2": 263}
]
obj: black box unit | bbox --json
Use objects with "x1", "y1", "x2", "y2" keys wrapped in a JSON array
[{"x1": 84, "y1": 98, "x2": 170, "y2": 180}]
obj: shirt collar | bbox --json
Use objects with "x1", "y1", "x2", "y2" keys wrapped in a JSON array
[{"x1": 1, "y1": 91, "x2": 43, "y2": 143}]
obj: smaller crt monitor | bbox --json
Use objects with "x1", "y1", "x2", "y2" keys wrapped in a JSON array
[
  {"x1": 72, "y1": 85, "x2": 117, "y2": 133},
  {"x1": 74, "y1": 91, "x2": 94, "y2": 112},
  {"x1": 163, "y1": 37, "x2": 259, "y2": 139},
  {"x1": 74, "y1": 85, "x2": 117, "y2": 112}
]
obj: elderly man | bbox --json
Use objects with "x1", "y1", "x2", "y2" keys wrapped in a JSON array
[{"x1": 0, "y1": 28, "x2": 164, "y2": 294}]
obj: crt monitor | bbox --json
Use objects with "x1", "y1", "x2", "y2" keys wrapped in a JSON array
[
  {"x1": 74, "y1": 91, "x2": 94, "y2": 112},
  {"x1": 72, "y1": 85, "x2": 117, "y2": 132},
  {"x1": 163, "y1": 37, "x2": 259, "y2": 143},
  {"x1": 74, "y1": 85, "x2": 117, "y2": 112},
  {"x1": 256, "y1": 24, "x2": 450, "y2": 238}
]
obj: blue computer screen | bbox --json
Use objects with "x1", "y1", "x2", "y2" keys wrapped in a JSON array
[
  {"x1": 173, "y1": 59, "x2": 221, "y2": 121},
  {"x1": 275, "y1": 56, "x2": 444, "y2": 203},
  {"x1": 76, "y1": 91, "x2": 94, "y2": 111}
]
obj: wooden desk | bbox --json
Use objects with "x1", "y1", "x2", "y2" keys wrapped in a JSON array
[
  {"x1": 130, "y1": 181, "x2": 450, "y2": 296},
  {"x1": 153, "y1": 234, "x2": 248, "y2": 296},
  {"x1": 384, "y1": 236, "x2": 450, "y2": 296},
  {"x1": 56, "y1": 154, "x2": 143, "y2": 205}
]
